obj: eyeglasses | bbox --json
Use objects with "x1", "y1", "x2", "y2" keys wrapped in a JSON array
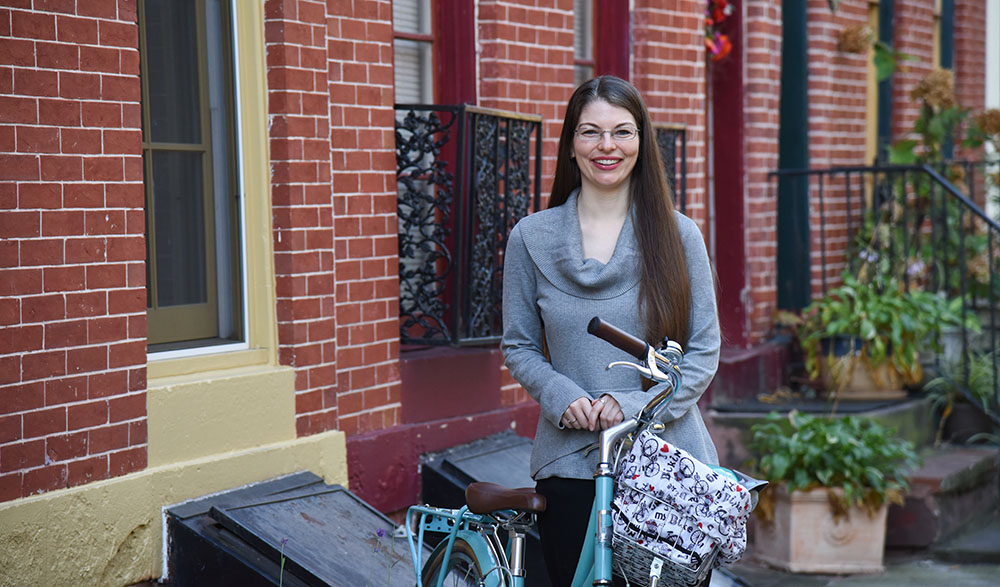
[{"x1": 574, "y1": 124, "x2": 639, "y2": 143}]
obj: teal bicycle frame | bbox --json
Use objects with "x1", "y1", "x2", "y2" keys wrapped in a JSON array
[
  {"x1": 406, "y1": 414, "x2": 636, "y2": 587},
  {"x1": 406, "y1": 503, "x2": 514, "y2": 586},
  {"x1": 406, "y1": 318, "x2": 713, "y2": 587}
]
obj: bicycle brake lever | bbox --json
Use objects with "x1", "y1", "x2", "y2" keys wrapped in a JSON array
[
  {"x1": 606, "y1": 346, "x2": 671, "y2": 382},
  {"x1": 606, "y1": 360, "x2": 655, "y2": 379}
]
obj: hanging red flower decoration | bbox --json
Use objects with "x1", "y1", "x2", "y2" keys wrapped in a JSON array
[{"x1": 705, "y1": 0, "x2": 734, "y2": 61}]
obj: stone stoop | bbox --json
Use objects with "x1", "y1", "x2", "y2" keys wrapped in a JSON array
[{"x1": 885, "y1": 444, "x2": 1000, "y2": 548}]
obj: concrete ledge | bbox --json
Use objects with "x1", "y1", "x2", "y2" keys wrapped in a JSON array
[
  {"x1": 708, "y1": 340, "x2": 790, "y2": 404},
  {"x1": 706, "y1": 396, "x2": 935, "y2": 470},
  {"x1": 0, "y1": 430, "x2": 346, "y2": 587}
]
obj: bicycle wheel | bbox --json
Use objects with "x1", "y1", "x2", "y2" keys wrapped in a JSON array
[{"x1": 419, "y1": 538, "x2": 486, "y2": 587}]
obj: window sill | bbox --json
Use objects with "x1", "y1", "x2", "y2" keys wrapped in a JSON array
[{"x1": 147, "y1": 346, "x2": 273, "y2": 382}]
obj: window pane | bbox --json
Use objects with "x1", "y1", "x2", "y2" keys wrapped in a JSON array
[
  {"x1": 393, "y1": 0, "x2": 431, "y2": 35},
  {"x1": 575, "y1": 0, "x2": 593, "y2": 61},
  {"x1": 152, "y1": 150, "x2": 207, "y2": 306},
  {"x1": 144, "y1": 0, "x2": 202, "y2": 143},
  {"x1": 575, "y1": 64, "x2": 594, "y2": 88},
  {"x1": 394, "y1": 38, "x2": 433, "y2": 103}
]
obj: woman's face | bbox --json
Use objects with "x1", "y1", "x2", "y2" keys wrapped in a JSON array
[{"x1": 572, "y1": 99, "x2": 640, "y2": 195}]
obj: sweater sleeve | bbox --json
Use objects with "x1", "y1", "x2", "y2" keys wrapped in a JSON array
[
  {"x1": 600, "y1": 215, "x2": 720, "y2": 422},
  {"x1": 501, "y1": 224, "x2": 590, "y2": 426}
]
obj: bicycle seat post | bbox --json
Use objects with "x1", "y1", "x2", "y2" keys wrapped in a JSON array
[{"x1": 508, "y1": 526, "x2": 526, "y2": 579}]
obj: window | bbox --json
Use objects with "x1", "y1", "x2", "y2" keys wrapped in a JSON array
[
  {"x1": 139, "y1": 0, "x2": 243, "y2": 350},
  {"x1": 933, "y1": 0, "x2": 956, "y2": 71},
  {"x1": 575, "y1": 1, "x2": 629, "y2": 85},
  {"x1": 394, "y1": 0, "x2": 434, "y2": 104},
  {"x1": 574, "y1": 0, "x2": 595, "y2": 87}
]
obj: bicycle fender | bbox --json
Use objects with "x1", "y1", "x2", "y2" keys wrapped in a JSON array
[{"x1": 423, "y1": 529, "x2": 507, "y2": 587}]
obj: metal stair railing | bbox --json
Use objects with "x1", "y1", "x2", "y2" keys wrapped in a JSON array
[{"x1": 771, "y1": 162, "x2": 999, "y2": 430}]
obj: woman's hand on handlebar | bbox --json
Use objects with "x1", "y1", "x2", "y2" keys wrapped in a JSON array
[
  {"x1": 589, "y1": 395, "x2": 623, "y2": 431},
  {"x1": 563, "y1": 395, "x2": 623, "y2": 431},
  {"x1": 561, "y1": 397, "x2": 593, "y2": 430}
]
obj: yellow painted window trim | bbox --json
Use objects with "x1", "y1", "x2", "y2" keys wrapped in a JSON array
[{"x1": 148, "y1": 0, "x2": 278, "y2": 381}]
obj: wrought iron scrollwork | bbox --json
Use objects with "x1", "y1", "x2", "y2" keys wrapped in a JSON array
[
  {"x1": 655, "y1": 125, "x2": 688, "y2": 213},
  {"x1": 396, "y1": 104, "x2": 542, "y2": 346},
  {"x1": 467, "y1": 113, "x2": 501, "y2": 341},
  {"x1": 395, "y1": 107, "x2": 460, "y2": 343}
]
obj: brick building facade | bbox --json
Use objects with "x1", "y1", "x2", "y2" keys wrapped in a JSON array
[{"x1": 0, "y1": 1, "x2": 994, "y2": 584}]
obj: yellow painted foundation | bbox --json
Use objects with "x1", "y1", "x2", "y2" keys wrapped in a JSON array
[
  {"x1": 0, "y1": 364, "x2": 347, "y2": 586},
  {"x1": 0, "y1": 430, "x2": 346, "y2": 586},
  {"x1": 147, "y1": 364, "x2": 299, "y2": 467}
]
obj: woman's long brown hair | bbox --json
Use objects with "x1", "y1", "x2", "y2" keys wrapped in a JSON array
[{"x1": 549, "y1": 76, "x2": 691, "y2": 346}]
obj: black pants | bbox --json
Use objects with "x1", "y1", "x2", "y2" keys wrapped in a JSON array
[{"x1": 534, "y1": 477, "x2": 711, "y2": 587}]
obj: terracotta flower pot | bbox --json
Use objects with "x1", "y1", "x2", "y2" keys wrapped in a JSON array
[
  {"x1": 751, "y1": 485, "x2": 888, "y2": 574},
  {"x1": 817, "y1": 338, "x2": 907, "y2": 401}
]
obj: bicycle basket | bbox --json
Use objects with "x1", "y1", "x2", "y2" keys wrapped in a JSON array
[
  {"x1": 610, "y1": 430, "x2": 753, "y2": 586},
  {"x1": 611, "y1": 530, "x2": 716, "y2": 587}
]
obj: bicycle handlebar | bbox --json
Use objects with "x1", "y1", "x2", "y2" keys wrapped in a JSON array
[
  {"x1": 587, "y1": 317, "x2": 649, "y2": 360},
  {"x1": 587, "y1": 316, "x2": 684, "y2": 447}
]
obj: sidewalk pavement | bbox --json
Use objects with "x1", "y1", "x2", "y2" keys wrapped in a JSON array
[{"x1": 712, "y1": 511, "x2": 1000, "y2": 587}]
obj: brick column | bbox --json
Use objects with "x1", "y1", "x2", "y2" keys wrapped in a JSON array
[
  {"x1": 265, "y1": 0, "x2": 341, "y2": 437},
  {"x1": 893, "y1": 0, "x2": 937, "y2": 139},
  {"x1": 478, "y1": 0, "x2": 575, "y2": 184},
  {"x1": 745, "y1": 1, "x2": 782, "y2": 341},
  {"x1": 326, "y1": 0, "x2": 401, "y2": 435},
  {"x1": 632, "y1": 0, "x2": 710, "y2": 225}
]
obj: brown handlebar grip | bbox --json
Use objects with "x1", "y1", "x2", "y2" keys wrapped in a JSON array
[{"x1": 587, "y1": 317, "x2": 649, "y2": 360}]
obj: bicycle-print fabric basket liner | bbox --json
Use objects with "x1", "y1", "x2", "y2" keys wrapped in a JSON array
[{"x1": 611, "y1": 429, "x2": 753, "y2": 582}]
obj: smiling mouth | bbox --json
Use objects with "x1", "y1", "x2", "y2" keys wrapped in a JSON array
[{"x1": 593, "y1": 158, "x2": 621, "y2": 167}]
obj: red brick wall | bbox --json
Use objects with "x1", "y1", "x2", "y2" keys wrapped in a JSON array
[
  {"x1": 0, "y1": 1, "x2": 147, "y2": 502},
  {"x1": 954, "y1": 0, "x2": 987, "y2": 164},
  {"x1": 954, "y1": 1, "x2": 986, "y2": 113},
  {"x1": 807, "y1": 1, "x2": 870, "y2": 169},
  {"x1": 265, "y1": 0, "x2": 340, "y2": 437},
  {"x1": 892, "y1": 0, "x2": 937, "y2": 140},
  {"x1": 744, "y1": 0, "x2": 783, "y2": 342},
  {"x1": 893, "y1": 0, "x2": 989, "y2": 130}
]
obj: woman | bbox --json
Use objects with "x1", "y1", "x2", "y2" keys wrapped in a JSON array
[{"x1": 500, "y1": 75, "x2": 721, "y2": 586}]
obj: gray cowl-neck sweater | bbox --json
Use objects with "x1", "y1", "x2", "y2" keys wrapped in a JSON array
[{"x1": 501, "y1": 191, "x2": 721, "y2": 481}]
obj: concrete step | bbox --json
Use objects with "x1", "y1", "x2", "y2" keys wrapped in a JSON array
[
  {"x1": 932, "y1": 509, "x2": 1000, "y2": 564},
  {"x1": 885, "y1": 444, "x2": 999, "y2": 548}
]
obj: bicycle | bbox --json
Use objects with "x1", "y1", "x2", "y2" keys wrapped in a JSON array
[{"x1": 405, "y1": 316, "x2": 766, "y2": 587}]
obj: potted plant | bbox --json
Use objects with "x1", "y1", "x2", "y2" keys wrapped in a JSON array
[
  {"x1": 797, "y1": 273, "x2": 965, "y2": 399},
  {"x1": 747, "y1": 411, "x2": 920, "y2": 573},
  {"x1": 924, "y1": 351, "x2": 1000, "y2": 443}
]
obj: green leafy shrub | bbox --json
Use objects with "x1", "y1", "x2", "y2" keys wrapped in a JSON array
[
  {"x1": 798, "y1": 273, "x2": 967, "y2": 387},
  {"x1": 749, "y1": 411, "x2": 920, "y2": 520},
  {"x1": 924, "y1": 351, "x2": 1000, "y2": 442}
]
